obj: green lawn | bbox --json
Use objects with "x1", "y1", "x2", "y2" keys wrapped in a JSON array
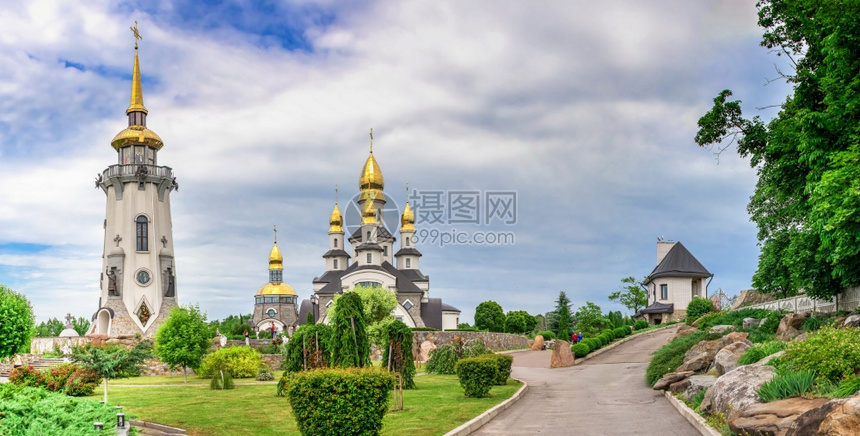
[{"x1": 90, "y1": 374, "x2": 521, "y2": 436}]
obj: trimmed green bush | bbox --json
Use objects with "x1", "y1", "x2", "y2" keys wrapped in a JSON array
[
  {"x1": 199, "y1": 346, "x2": 263, "y2": 378},
  {"x1": 686, "y1": 297, "x2": 715, "y2": 324},
  {"x1": 758, "y1": 370, "x2": 816, "y2": 402},
  {"x1": 537, "y1": 330, "x2": 555, "y2": 341},
  {"x1": 455, "y1": 357, "x2": 497, "y2": 398},
  {"x1": 479, "y1": 354, "x2": 513, "y2": 385},
  {"x1": 426, "y1": 345, "x2": 459, "y2": 375},
  {"x1": 583, "y1": 338, "x2": 599, "y2": 351},
  {"x1": 782, "y1": 326, "x2": 860, "y2": 383},
  {"x1": 613, "y1": 327, "x2": 628, "y2": 338},
  {"x1": 738, "y1": 341, "x2": 787, "y2": 366},
  {"x1": 287, "y1": 368, "x2": 395, "y2": 436},
  {"x1": 633, "y1": 320, "x2": 648, "y2": 330},
  {"x1": 571, "y1": 343, "x2": 590, "y2": 357}
]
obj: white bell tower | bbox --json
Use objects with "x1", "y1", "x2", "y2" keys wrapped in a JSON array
[{"x1": 91, "y1": 23, "x2": 178, "y2": 338}]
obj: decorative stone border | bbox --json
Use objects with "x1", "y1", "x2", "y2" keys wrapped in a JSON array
[
  {"x1": 663, "y1": 391, "x2": 720, "y2": 436},
  {"x1": 129, "y1": 419, "x2": 187, "y2": 435},
  {"x1": 442, "y1": 378, "x2": 529, "y2": 436}
]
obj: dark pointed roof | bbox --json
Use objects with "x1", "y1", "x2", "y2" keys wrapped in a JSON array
[{"x1": 646, "y1": 242, "x2": 712, "y2": 283}]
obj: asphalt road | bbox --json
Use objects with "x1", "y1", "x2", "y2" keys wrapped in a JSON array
[{"x1": 474, "y1": 327, "x2": 700, "y2": 436}]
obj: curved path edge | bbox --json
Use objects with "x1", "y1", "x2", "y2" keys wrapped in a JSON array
[
  {"x1": 663, "y1": 391, "x2": 720, "y2": 436},
  {"x1": 442, "y1": 378, "x2": 529, "y2": 436}
]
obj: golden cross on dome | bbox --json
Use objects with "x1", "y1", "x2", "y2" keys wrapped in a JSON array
[
  {"x1": 273, "y1": 225, "x2": 277, "y2": 243},
  {"x1": 369, "y1": 128, "x2": 373, "y2": 153},
  {"x1": 130, "y1": 21, "x2": 142, "y2": 49},
  {"x1": 335, "y1": 184, "x2": 339, "y2": 204}
]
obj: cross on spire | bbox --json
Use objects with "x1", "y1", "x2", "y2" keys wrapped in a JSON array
[
  {"x1": 335, "y1": 184, "x2": 339, "y2": 204},
  {"x1": 369, "y1": 128, "x2": 373, "y2": 153},
  {"x1": 130, "y1": 21, "x2": 142, "y2": 50},
  {"x1": 273, "y1": 225, "x2": 277, "y2": 243}
]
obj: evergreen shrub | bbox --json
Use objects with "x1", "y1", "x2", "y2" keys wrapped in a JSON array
[
  {"x1": 282, "y1": 323, "x2": 332, "y2": 373},
  {"x1": 199, "y1": 346, "x2": 263, "y2": 378},
  {"x1": 455, "y1": 357, "x2": 497, "y2": 398},
  {"x1": 0, "y1": 384, "x2": 118, "y2": 434},
  {"x1": 537, "y1": 330, "x2": 555, "y2": 341},
  {"x1": 571, "y1": 343, "x2": 590, "y2": 358},
  {"x1": 686, "y1": 298, "x2": 714, "y2": 324},
  {"x1": 328, "y1": 292, "x2": 371, "y2": 368},
  {"x1": 287, "y1": 368, "x2": 394, "y2": 436},
  {"x1": 633, "y1": 320, "x2": 648, "y2": 330},
  {"x1": 479, "y1": 354, "x2": 513, "y2": 385},
  {"x1": 613, "y1": 327, "x2": 628, "y2": 338},
  {"x1": 426, "y1": 345, "x2": 458, "y2": 375}
]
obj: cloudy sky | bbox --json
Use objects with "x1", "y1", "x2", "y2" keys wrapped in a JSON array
[{"x1": 0, "y1": 1, "x2": 795, "y2": 325}]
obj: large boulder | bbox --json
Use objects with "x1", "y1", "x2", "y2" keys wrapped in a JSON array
[
  {"x1": 713, "y1": 341, "x2": 753, "y2": 376},
  {"x1": 844, "y1": 315, "x2": 860, "y2": 328},
  {"x1": 730, "y1": 397, "x2": 829, "y2": 436},
  {"x1": 682, "y1": 375, "x2": 718, "y2": 402},
  {"x1": 530, "y1": 335, "x2": 545, "y2": 351},
  {"x1": 701, "y1": 364, "x2": 776, "y2": 418},
  {"x1": 817, "y1": 394, "x2": 860, "y2": 435},
  {"x1": 743, "y1": 318, "x2": 760, "y2": 329},
  {"x1": 550, "y1": 339, "x2": 574, "y2": 368},
  {"x1": 726, "y1": 331, "x2": 750, "y2": 343},
  {"x1": 418, "y1": 340, "x2": 436, "y2": 362},
  {"x1": 710, "y1": 324, "x2": 735, "y2": 334},
  {"x1": 676, "y1": 336, "x2": 732, "y2": 372},
  {"x1": 673, "y1": 325, "x2": 698, "y2": 340},
  {"x1": 785, "y1": 397, "x2": 852, "y2": 436},
  {"x1": 776, "y1": 312, "x2": 810, "y2": 340},
  {"x1": 653, "y1": 370, "x2": 694, "y2": 391}
]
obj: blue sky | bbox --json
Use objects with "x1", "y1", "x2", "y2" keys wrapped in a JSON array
[{"x1": 0, "y1": 1, "x2": 795, "y2": 324}]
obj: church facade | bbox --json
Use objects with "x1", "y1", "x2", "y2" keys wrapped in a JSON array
[
  {"x1": 295, "y1": 138, "x2": 460, "y2": 330},
  {"x1": 90, "y1": 28, "x2": 179, "y2": 338},
  {"x1": 251, "y1": 233, "x2": 299, "y2": 334}
]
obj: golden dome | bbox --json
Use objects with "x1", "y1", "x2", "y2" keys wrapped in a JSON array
[
  {"x1": 111, "y1": 125, "x2": 164, "y2": 150},
  {"x1": 401, "y1": 202, "x2": 415, "y2": 232},
  {"x1": 359, "y1": 153, "x2": 384, "y2": 202},
  {"x1": 269, "y1": 242, "x2": 283, "y2": 270},
  {"x1": 255, "y1": 282, "x2": 297, "y2": 296},
  {"x1": 329, "y1": 204, "x2": 344, "y2": 233},
  {"x1": 361, "y1": 198, "x2": 377, "y2": 225}
]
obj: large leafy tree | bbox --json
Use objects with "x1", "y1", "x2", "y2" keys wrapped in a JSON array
[
  {"x1": 696, "y1": 0, "x2": 860, "y2": 301},
  {"x1": 504, "y1": 310, "x2": 532, "y2": 334},
  {"x1": 155, "y1": 305, "x2": 212, "y2": 383},
  {"x1": 574, "y1": 302, "x2": 608, "y2": 337},
  {"x1": 34, "y1": 317, "x2": 64, "y2": 337},
  {"x1": 72, "y1": 316, "x2": 90, "y2": 336},
  {"x1": 608, "y1": 276, "x2": 648, "y2": 315},
  {"x1": 328, "y1": 292, "x2": 371, "y2": 368},
  {"x1": 474, "y1": 301, "x2": 505, "y2": 332},
  {"x1": 72, "y1": 341, "x2": 152, "y2": 403},
  {"x1": 0, "y1": 285, "x2": 34, "y2": 358}
]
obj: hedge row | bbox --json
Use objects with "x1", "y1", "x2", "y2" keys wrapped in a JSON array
[
  {"x1": 8, "y1": 364, "x2": 100, "y2": 397},
  {"x1": 570, "y1": 326, "x2": 634, "y2": 358},
  {"x1": 286, "y1": 367, "x2": 395, "y2": 436},
  {"x1": 454, "y1": 354, "x2": 513, "y2": 398}
]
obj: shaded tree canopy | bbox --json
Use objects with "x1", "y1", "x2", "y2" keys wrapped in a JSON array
[
  {"x1": 474, "y1": 301, "x2": 505, "y2": 332},
  {"x1": 608, "y1": 276, "x2": 648, "y2": 315},
  {"x1": 0, "y1": 285, "x2": 34, "y2": 358},
  {"x1": 695, "y1": 0, "x2": 860, "y2": 301}
]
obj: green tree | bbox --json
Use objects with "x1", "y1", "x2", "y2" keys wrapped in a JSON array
[
  {"x1": 474, "y1": 301, "x2": 505, "y2": 332},
  {"x1": 72, "y1": 316, "x2": 90, "y2": 336},
  {"x1": 381, "y1": 320, "x2": 416, "y2": 389},
  {"x1": 504, "y1": 311, "x2": 530, "y2": 334},
  {"x1": 34, "y1": 317, "x2": 64, "y2": 337},
  {"x1": 695, "y1": 1, "x2": 860, "y2": 302},
  {"x1": 331, "y1": 285, "x2": 398, "y2": 348},
  {"x1": 154, "y1": 305, "x2": 211, "y2": 383},
  {"x1": 532, "y1": 314, "x2": 546, "y2": 332},
  {"x1": 574, "y1": 302, "x2": 608, "y2": 337},
  {"x1": 0, "y1": 285, "x2": 34, "y2": 358},
  {"x1": 554, "y1": 292, "x2": 573, "y2": 341},
  {"x1": 72, "y1": 341, "x2": 152, "y2": 403},
  {"x1": 608, "y1": 277, "x2": 648, "y2": 315},
  {"x1": 328, "y1": 292, "x2": 371, "y2": 368}
]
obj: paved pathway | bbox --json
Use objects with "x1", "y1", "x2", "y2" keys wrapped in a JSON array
[{"x1": 475, "y1": 327, "x2": 699, "y2": 436}]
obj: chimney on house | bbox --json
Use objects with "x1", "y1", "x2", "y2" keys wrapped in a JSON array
[{"x1": 657, "y1": 238, "x2": 675, "y2": 265}]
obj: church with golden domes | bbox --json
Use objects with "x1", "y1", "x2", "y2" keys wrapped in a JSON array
[
  {"x1": 251, "y1": 230, "x2": 299, "y2": 333},
  {"x1": 291, "y1": 136, "x2": 461, "y2": 330}
]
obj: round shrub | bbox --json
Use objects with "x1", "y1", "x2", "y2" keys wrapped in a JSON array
[
  {"x1": 479, "y1": 354, "x2": 513, "y2": 385},
  {"x1": 287, "y1": 368, "x2": 395, "y2": 436},
  {"x1": 537, "y1": 330, "x2": 555, "y2": 341},
  {"x1": 686, "y1": 298, "x2": 714, "y2": 324},
  {"x1": 782, "y1": 326, "x2": 860, "y2": 383},
  {"x1": 571, "y1": 343, "x2": 590, "y2": 358},
  {"x1": 583, "y1": 338, "x2": 599, "y2": 351},
  {"x1": 598, "y1": 334, "x2": 611, "y2": 346},
  {"x1": 613, "y1": 327, "x2": 628, "y2": 338},
  {"x1": 45, "y1": 363, "x2": 78, "y2": 392},
  {"x1": 425, "y1": 345, "x2": 458, "y2": 375},
  {"x1": 64, "y1": 367, "x2": 100, "y2": 396},
  {"x1": 256, "y1": 369, "x2": 275, "y2": 381},
  {"x1": 199, "y1": 346, "x2": 263, "y2": 378},
  {"x1": 455, "y1": 357, "x2": 497, "y2": 398},
  {"x1": 9, "y1": 365, "x2": 45, "y2": 388},
  {"x1": 634, "y1": 320, "x2": 648, "y2": 330}
]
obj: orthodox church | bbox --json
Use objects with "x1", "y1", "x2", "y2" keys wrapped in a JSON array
[
  {"x1": 286, "y1": 138, "x2": 460, "y2": 330},
  {"x1": 251, "y1": 231, "x2": 299, "y2": 334},
  {"x1": 89, "y1": 25, "x2": 179, "y2": 338}
]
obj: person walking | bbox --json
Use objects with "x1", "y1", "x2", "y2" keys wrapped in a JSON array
[{"x1": 244, "y1": 330, "x2": 250, "y2": 346}]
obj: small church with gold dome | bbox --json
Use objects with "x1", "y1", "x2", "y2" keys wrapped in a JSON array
[{"x1": 251, "y1": 229, "x2": 299, "y2": 334}]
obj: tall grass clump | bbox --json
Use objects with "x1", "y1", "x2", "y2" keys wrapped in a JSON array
[
  {"x1": 737, "y1": 341, "x2": 787, "y2": 366},
  {"x1": 758, "y1": 370, "x2": 816, "y2": 402}
]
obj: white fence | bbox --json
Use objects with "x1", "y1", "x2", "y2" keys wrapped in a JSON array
[{"x1": 743, "y1": 286, "x2": 860, "y2": 314}]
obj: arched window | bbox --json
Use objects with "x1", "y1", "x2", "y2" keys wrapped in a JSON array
[
  {"x1": 366, "y1": 231, "x2": 371, "y2": 241},
  {"x1": 136, "y1": 216, "x2": 148, "y2": 251},
  {"x1": 334, "y1": 238, "x2": 338, "y2": 248}
]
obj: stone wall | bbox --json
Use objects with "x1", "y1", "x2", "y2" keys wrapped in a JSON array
[
  {"x1": 261, "y1": 354, "x2": 283, "y2": 371},
  {"x1": 411, "y1": 331, "x2": 530, "y2": 361},
  {"x1": 30, "y1": 337, "x2": 90, "y2": 354},
  {"x1": 140, "y1": 357, "x2": 196, "y2": 377}
]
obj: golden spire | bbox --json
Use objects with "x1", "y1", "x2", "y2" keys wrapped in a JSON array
[
  {"x1": 361, "y1": 197, "x2": 377, "y2": 225},
  {"x1": 401, "y1": 182, "x2": 415, "y2": 232},
  {"x1": 359, "y1": 129, "x2": 384, "y2": 203},
  {"x1": 268, "y1": 225, "x2": 283, "y2": 270},
  {"x1": 329, "y1": 186, "x2": 344, "y2": 233},
  {"x1": 127, "y1": 21, "x2": 148, "y2": 115}
]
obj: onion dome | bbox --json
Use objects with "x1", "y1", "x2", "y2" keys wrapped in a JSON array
[
  {"x1": 111, "y1": 126, "x2": 163, "y2": 150},
  {"x1": 256, "y1": 282, "x2": 297, "y2": 296},
  {"x1": 268, "y1": 242, "x2": 283, "y2": 270},
  {"x1": 401, "y1": 202, "x2": 415, "y2": 232},
  {"x1": 358, "y1": 134, "x2": 384, "y2": 202},
  {"x1": 361, "y1": 197, "x2": 377, "y2": 225},
  {"x1": 329, "y1": 204, "x2": 344, "y2": 233}
]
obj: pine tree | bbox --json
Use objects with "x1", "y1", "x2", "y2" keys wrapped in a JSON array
[{"x1": 555, "y1": 291, "x2": 573, "y2": 341}]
